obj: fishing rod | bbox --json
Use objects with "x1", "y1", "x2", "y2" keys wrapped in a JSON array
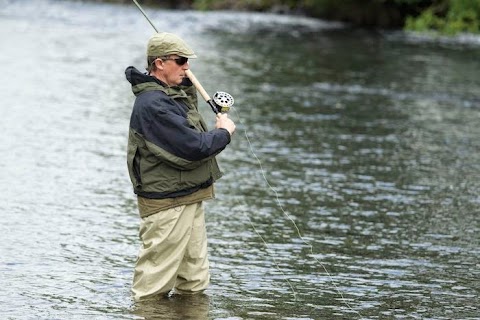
[{"x1": 132, "y1": 0, "x2": 234, "y2": 114}]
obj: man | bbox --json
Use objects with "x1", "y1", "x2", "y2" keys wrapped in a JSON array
[{"x1": 125, "y1": 32, "x2": 236, "y2": 301}]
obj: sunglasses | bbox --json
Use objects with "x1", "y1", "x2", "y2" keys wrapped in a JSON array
[{"x1": 160, "y1": 56, "x2": 189, "y2": 66}]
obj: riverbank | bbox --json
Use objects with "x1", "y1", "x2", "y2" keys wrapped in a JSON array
[{"x1": 86, "y1": 0, "x2": 480, "y2": 35}]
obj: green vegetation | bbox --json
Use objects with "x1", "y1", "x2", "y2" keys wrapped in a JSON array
[{"x1": 405, "y1": 0, "x2": 480, "y2": 35}]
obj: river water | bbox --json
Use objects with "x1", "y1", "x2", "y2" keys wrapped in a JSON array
[{"x1": 1, "y1": 1, "x2": 479, "y2": 319}]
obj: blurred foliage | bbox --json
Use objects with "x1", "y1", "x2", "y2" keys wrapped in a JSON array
[{"x1": 405, "y1": 0, "x2": 480, "y2": 34}]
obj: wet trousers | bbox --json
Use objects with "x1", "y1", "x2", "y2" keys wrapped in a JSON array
[{"x1": 132, "y1": 202, "x2": 210, "y2": 301}]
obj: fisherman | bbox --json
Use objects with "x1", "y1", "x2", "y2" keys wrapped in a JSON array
[{"x1": 125, "y1": 32, "x2": 236, "y2": 301}]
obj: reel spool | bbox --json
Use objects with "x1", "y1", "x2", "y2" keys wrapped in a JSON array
[{"x1": 213, "y1": 91, "x2": 234, "y2": 113}]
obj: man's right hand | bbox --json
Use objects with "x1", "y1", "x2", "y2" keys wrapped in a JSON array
[{"x1": 215, "y1": 113, "x2": 236, "y2": 136}]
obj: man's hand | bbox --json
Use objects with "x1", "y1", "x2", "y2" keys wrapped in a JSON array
[{"x1": 215, "y1": 113, "x2": 236, "y2": 136}]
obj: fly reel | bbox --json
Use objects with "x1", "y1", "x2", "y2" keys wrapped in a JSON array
[{"x1": 212, "y1": 91, "x2": 234, "y2": 113}]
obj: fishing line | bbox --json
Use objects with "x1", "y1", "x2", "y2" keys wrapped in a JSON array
[
  {"x1": 231, "y1": 107, "x2": 364, "y2": 318},
  {"x1": 246, "y1": 214, "x2": 298, "y2": 301}
]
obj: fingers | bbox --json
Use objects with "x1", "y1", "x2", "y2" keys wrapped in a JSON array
[{"x1": 215, "y1": 113, "x2": 236, "y2": 136}]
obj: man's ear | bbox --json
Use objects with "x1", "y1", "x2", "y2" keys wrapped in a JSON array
[{"x1": 154, "y1": 59, "x2": 164, "y2": 70}]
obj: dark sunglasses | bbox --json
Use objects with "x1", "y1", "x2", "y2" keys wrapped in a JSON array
[{"x1": 160, "y1": 56, "x2": 189, "y2": 66}]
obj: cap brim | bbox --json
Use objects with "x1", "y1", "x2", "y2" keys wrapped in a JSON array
[{"x1": 180, "y1": 53, "x2": 197, "y2": 59}]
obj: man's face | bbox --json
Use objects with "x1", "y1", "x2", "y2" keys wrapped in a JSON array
[{"x1": 161, "y1": 56, "x2": 189, "y2": 86}]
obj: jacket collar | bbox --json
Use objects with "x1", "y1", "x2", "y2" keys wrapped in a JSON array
[{"x1": 125, "y1": 66, "x2": 188, "y2": 99}]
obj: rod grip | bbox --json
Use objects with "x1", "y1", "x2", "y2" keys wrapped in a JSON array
[{"x1": 185, "y1": 69, "x2": 211, "y2": 102}]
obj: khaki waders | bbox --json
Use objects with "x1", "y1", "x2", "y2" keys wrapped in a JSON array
[{"x1": 132, "y1": 202, "x2": 210, "y2": 301}]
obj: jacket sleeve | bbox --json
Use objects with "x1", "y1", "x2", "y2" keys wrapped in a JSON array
[{"x1": 141, "y1": 98, "x2": 231, "y2": 170}]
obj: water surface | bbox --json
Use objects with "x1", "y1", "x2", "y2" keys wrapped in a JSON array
[{"x1": 0, "y1": 1, "x2": 479, "y2": 319}]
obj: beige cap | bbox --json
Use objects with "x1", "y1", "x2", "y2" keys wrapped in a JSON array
[{"x1": 146, "y1": 32, "x2": 197, "y2": 58}]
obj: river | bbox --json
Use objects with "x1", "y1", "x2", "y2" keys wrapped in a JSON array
[{"x1": 0, "y1": 0, "x2": 479, "y2": 319}]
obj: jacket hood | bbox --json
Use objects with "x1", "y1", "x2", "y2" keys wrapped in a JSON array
[
  {"x1": 125, "y1": 66, "x2": 150, "y2": 87},
  {"x1": 125, "y1": 66, "x2": 165, "y2": 96},
  {"x1": 125, "y1": 66, "x2": 190, "y2": 99}
]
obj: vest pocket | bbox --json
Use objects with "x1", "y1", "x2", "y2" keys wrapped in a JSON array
[{"x1": 179, "y1": 161, "x2": 211, "y2": 188}]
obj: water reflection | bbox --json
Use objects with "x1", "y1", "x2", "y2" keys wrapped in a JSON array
[{"x1": 132, "y1": 294, "x2": 210, "y2": 320}]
